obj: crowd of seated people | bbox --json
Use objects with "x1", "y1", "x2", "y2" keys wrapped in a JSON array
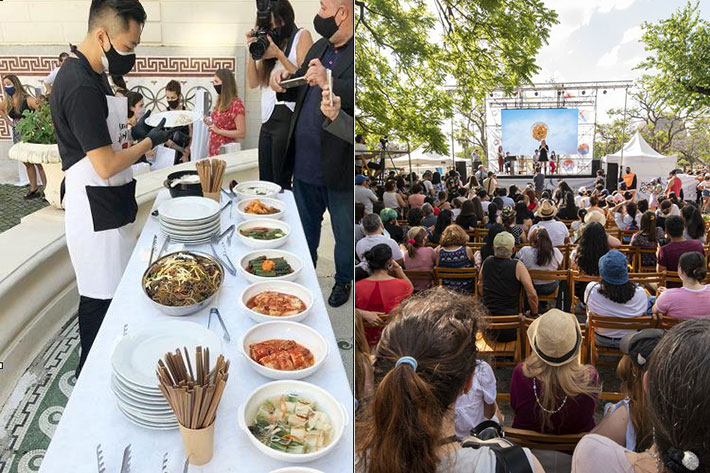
[{"x1": 355, "y1": 166, "x2": 710, "y2": 473}]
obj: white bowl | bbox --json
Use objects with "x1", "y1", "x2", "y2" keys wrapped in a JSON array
[
  {"x1": 269, "y1": 469, "x2": 325, "y2": 473},
  {"x1": 236, "y1": 219, "x2": 291, "y2": 249},
  {"x1": 236, "y1": 197, "x2": 286, "y2": 221},
  {"x1": 240, "y1": 321, "x2": 328, "y2": 380},
  {"x1": 238, "y1": 380, "x2": 349, "y2": 463},
  {"x1": 239, "y1": 250, "x2": 303, "y2": 284},
  {"x1": 239, "y1": 280, "x2": 314, "y2": 324},
  {"x1": 234, "y1": 180, "x2": 282, "y2": 201}
]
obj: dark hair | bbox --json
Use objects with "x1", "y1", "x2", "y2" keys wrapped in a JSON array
[
  {"x1": 638, "y1": 199, "x2": 649, "y2": 214},
  {"x1": 255, "y1": 0, "x2": 296, "y2": 86},
  {"x1": 431, "y1": 172, "x2": 441, "y2": 185},
  {"x1": 565, "y1": 191, "x2": 576, "y2": 210},
  {"x1": 576, "y1": 221, "x2": 609, "y2": 275},
  {"x1": 166, "y1": 79, "x2": 181, "y2": 96},
  {"x1": 111, "y1": 74, "x2": 127, "y2": 89},
  {"x1": 531, "y1": 227, "x2": 554, "y2": 266},
  {"x1": 89, "y1": 0, "x2": 147, "y2": 31},
  {"x1": 384, "y1": 180, "x2": 396, "y2": 192},
  {"x1": 437, "y1": 190, "x2": 447, "y2": 201},
  {"x1": 637, "y1": 211, "x2": 658, "y2": 243},
  {"x1": 126, "y1": 90, "x2": 142, "y2": 117},
  {"x1": 363, "y1": 244, "x2": 392, "y2": 271},
  {"x1": 411, "y1": 183, "x2": 423, "y2": 195},
  {"x1": 578, "y1": 208, "x2": 587, "y2": 220},
  {"x1": 355, "y1": 202, "x2": 365, "y2": 224},
  {"x1": 597, "y1": 280, "x2": 637, "y2": 304},
  {"x1": 509, "y1": 185, "x2": 518, "y2": 197},
  {"x1": 487, "y1": 202, "x2": 498, "y2": 224},
  {"x1": 541, "y1": 190, "x2": 552, "y2": 200},
  {"x1": 433, "y1": 209, "x2": 453, "y2": 237},
  {"x1": 626, "y1": 201, "x2": 638, "y2": 221},
  {"x1": 647, "y1": 319, "x2": 710, "y2": 472},
  {"x1": 679, "y1": 251, "x2": 707, "y2": 282},
  {"x1": 514, "y1": 202, "x2": 529, "y2": 224},
  {"x1": 356, "y1": 134, "x2": 364, "y2": 144},
  {"x1": 470, "y1": 197, "x2": 484, "y2": 221},
  {"x1": 477, "y1": 189, "x2": 488, "y2": 199},
  {"x1": 356, "y1": 288, "x2": 482, "y2": 473},
  {"x1": 682, "y1": 205, "x2": 705, "y2": 240},
  {"x1": 665, "y1": 215, "x2": 685, "y2": 238},
  {"x1": 498, "y1": 188, "x2": 507, "y2": 197},
  {"x1": 589, "y1": 195, "x2": 599, "y2": 207},
  {"x1": 407, "y1": 208, "x2": 423, "y2": 227},
  {"x1": 481, "y1": 224, "x2": 505, "y2": 261},
  {"x1": 59, "y1": 52, "x2": 69, "y2": 61}
]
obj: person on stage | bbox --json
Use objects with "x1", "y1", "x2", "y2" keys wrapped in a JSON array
[
  {"x1": 621, "y1": 166, "x2": 638, "y2": 201},
  {"x1": 497, "y1": 145, "x2": 504, "y2": 173},
  {"x1": 50, "y1": 0, "x2": 173, "y2": 377},
  {"x1": 537, "y1": 139, "x2": 549, "y2": 174},
  {"x1": 471, "y1": 148, "x2": 480, "y2": 175}
]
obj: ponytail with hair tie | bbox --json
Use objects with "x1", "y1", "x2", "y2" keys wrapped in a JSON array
[
  {"x1": 663, "y1": 447, "x2": 700, "y2": 473},
  {"x1": 407, "y1": 239, "x2": 416, "y2": 245}
]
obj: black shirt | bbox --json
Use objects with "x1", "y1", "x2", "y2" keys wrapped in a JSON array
[{"x1": 50, "y1": 50, "x2": 113, "y2": 171}]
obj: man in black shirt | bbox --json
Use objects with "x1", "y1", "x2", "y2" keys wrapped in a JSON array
[
  {"x1": 270, "y1": 0, "x2": 354, "y2": 307},
  {"x1": 50, "y1": 0, "x2": 172, "y2": 376}
]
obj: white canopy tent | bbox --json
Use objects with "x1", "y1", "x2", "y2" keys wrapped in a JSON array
[
  {"x1": 390, "y1": 146, "x2": 454, "y2": 174},
  {"x1": 601, "y1": 131, "x2": 677, "y2": 199}
]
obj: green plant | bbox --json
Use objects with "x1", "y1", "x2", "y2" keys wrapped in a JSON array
[{"x1": 15, "y1": 101, "x2": 56, "y2": 145}]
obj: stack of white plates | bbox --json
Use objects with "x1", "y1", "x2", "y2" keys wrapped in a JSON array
[
  {"x1": 158, "y1": 197, "x2": 221, "y2": 244},
  {"x1": 110, "y1": 321, "x2": 223, "y2": 430}
]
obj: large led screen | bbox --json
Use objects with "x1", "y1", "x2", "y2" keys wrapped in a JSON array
[{"x1": 501, "y1": 108, "x2": 579, "y2": 155}]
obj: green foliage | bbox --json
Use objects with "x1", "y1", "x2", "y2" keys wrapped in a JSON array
[
  {"x1": 638, "y1": 1, "x2": 710, "y2": 112},
  {"x1": 356, "y1": 0, "x2": 558, "y2": 155},
  {"x1": 15, "y1": 101, "x2": 56, "y2": 145}
]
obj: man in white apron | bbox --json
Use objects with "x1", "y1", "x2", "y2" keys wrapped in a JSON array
[{"x1": 49, "y1": 0, "x2": 173, "y2": 376}]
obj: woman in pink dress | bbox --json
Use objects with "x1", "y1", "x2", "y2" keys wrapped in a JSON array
[{"x1": 207, "y1": 69, "x2": 246, "y2": 156}]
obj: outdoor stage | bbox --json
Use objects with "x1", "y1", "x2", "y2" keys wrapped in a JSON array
[{"x1": 494, "y1": 174, "x2": 596, "y2": 193}]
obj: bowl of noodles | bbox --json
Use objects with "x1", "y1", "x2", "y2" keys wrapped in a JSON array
[{"x1": 141, "y1": 251, "x2": 223, "y2": 316}]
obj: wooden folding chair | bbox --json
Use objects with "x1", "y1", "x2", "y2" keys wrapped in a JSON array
[
  {"x1": 633, "y1": 246, "x2": 659, "y2": 273},
  {"x1": 476, "y1": 315, "x2": 523, "y2": 367},
  {"x1": 527, "y1": 269, "x2": 570, "y2": 306},
  {"x1": 658, "y1": 315, "x2": 682, "y2": 330},
  {"x1": 628, "y1": 272, "x2": 665, "y2": 295},
  {"x1": 504, "y1": 428, "x2": 586, "y2": 455},
  {"x1": 403, "y1": 269, "x2": 435, "y2": 292},
  {"x1": 555, "y1": 245, "x2": 571, "y2": 270},
  {"x1": 585, "y1": 311, "x2": 658, "y2": 367},
  {"x1": 618, "y1": 229, "x2": 637, "y2": 244},
  {"x1": 473, "y1": 227, "x2": 489, "y2": 243},
  {"x1": 434, "y1": 266, "x2": 477, "y2": 294},
  {"x1": 569, "y1": 270, "x2": 601, "y2": 314},
  {"x1": 559, "y1": 219, "x2": 575, "y2": 228}
]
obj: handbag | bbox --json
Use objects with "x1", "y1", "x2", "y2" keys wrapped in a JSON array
[{"x1": 460, "y1": 420, "x2": 533, "y2": 473}]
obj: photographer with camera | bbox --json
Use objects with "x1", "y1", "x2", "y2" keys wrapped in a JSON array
[
  {"x1": 247, "y1": 0, "x2": 313, "y2": 188},
  {"x1": 270, "y1": 0, "x2": 354, "y2": 307}
]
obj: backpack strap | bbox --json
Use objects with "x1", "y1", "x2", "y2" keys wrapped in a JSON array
[
  {"x1": 488, "y1": 444, "x2": 534, "y2": 473},
  {"x1": 283, "y1": 27, "x2": 300, "y2": 59}
]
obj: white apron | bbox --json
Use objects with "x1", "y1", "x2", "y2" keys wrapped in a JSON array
[{"x1": 64, "y1": 95, "x2": 138, "y2": 299}]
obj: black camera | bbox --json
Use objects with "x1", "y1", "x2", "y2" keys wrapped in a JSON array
[{"x1": 249, "y1": 0, "x2": 278, "y2": 60}]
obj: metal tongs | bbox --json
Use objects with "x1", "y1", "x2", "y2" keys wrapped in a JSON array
[{"x1": 209, "y1": 229, "x2": 236, "y2": 275}]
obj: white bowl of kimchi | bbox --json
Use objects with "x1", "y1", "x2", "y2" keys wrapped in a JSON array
[
  {"x1": 239, "y1": 280, "x2": 314, "y2": 324},
  {"x1": 240, "y1": 321, "x2": 329, "y2": 380},
  {"x1": 238, "y1": 380, "x2": 348, "y2": 463},
  {"x1": 236, "y1": 197, "x2": 285, "y2": 221}
]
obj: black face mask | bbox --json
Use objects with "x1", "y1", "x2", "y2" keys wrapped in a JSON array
[
  {"x1": 101, "y1": 33, "x2": 136, "y2": 76},
  {"x1": 313, "y1": 10, "x2": 340, "y2": 40},
  {"x1": 214, "y1": 84, "x2": 222, "y2": 95},
  {"x1": 167, "y1": 99, "x2": 179, "y2": 110}
]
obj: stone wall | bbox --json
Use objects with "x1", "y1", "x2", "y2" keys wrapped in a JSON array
[{"x1": 0, "y1": 0, "x2": 322, "y2": 151}]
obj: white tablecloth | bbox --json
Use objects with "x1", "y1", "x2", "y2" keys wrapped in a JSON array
[{"x1": 39, "y1": 190, "x2": 353, "y2": 473}]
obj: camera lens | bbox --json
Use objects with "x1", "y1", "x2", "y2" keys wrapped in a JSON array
[{"x1": 249, "y1": 32, "x2": 269, "y2": 60}]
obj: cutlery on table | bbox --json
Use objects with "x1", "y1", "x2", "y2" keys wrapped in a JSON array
[
  {"x1": 157, "y1": 235, "x2": 171, "y2": 260},
  {"x1": 209, "y1": 238, "x2": 236, "y2": 276},
  {"x1": 119, "y1": 444, "x2": 132, "y2": 473},
  {"x1": 161, "y1": 453, "x2": 168, "y2": 473},
  {"x1": 210, "y1": 308, "x2": 231, "y2": 342},
  {"x1": 219, "y1": 200, "x2": 232, "y2": 214},
  {"x1": 217, "y1": 224, "x2": 235, "y2": 246},
  {"x1": 148, "y1": 234, "x2": 158, "y2": 266},
  {"x1": 183, "y1": 457, "x2": 190, "y2": 473}
]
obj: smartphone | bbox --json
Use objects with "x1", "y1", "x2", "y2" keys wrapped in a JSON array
[
  {"x1": 281, "y1": 76, "x2": 307, "y2": 89},
  {"x1": 326, "y1": 69, "x2": 333, "y2": 106}
]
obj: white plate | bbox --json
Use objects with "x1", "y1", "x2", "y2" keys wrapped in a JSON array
[
  {"x1": 161, "y1": 222, "x2": 221, "y2": 237},
  {"x1": 238, "y1": 380, "x2": 348, "y2": 463},
  {"x1": 117, "y1": 398, "x2": 176, "y2": 421},
  {"x1": 117, "y1": 404, "x2": 178, "y2": 431},
  {"x1": 160, "y1": 217, "x2": 220, "y2": 232},
  {"x1": 158, "y1": 197, "x2": 220, "y2": 222},
  {"x1": 145, "y1": 110, "x2": 202, "y2": 128},
  {"x1": 236, "y1": 219, "x2": 291, "y2": 249},
  {"x1": 239, "y1": 250, "x2": 303, "y2": 284},
  {"x1": 163, "y1": 234, "x2": 219, "y2": 245},
  {"x1": 239, "y1": 281, "x2": 314, "y2": 324},
  {"x1": 236, "y1": 197, "x2": 286, "y2": 221},
  {"x1": 111, "y1": 321, "x2": 223, "y2": 389},
  {"x1": 234, "y1": 181, "x2": 282, "y2": 201},
  {"x1": 111, "y1": 375, "x2": 166, "y2": 403},
  {"x1": 240, "y1": 321, "x2": 328, "y2": 380},
  {"x1": 113, "y1": 370, "x2": 164, "y2": 397}
]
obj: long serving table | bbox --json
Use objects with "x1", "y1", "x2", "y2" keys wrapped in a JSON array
[{"x1": 39, "y1": 189, "x2": 354, "y2": 473}]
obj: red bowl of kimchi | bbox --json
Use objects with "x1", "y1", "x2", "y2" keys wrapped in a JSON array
[{"x1": 240, "y1": 321, "x2": 329, "y2": 380}]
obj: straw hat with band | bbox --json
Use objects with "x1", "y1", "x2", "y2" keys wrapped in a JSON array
[
  {"x1": 527, "y1": 309, "x2": 582, "y2": 367},
  {"x1": 537, "y1": 200, "x2": 557, "y2": 218},
  {"x1": 584, "y1": 209, "x2": 607, "y2": 226}
]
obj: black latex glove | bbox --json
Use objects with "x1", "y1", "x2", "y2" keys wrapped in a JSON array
[
  {"x1": 131, "y1": 109, "x2": 153, "y2": 141},
  {"x1": 146, "y1": 118, "x2": 174, "y2": 148}
]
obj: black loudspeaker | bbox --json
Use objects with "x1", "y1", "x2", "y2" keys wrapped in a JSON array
[
  {"x1": 455, "y1": 160, "x2": 467, "y2": 182},
  {"x1": 606, "y1": 163, "x2": 618, "y2": 191},
  {"x1": 591, "y1": 159, "x2": 600, "y2": 176}
]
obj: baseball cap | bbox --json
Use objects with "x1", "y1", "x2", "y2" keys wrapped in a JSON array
[
  {"x1": 355, "y1": 174, "x2": 370, "y2": 185},
  {"x1": 493, "y1": 231, "x2": 515, "y2": 250},
  {"x1": 599, "y1": 250, "x2": 629, "y2": 285},
  {"x1": 620, "y1": 329, "x2": 664, "y2": 370}
]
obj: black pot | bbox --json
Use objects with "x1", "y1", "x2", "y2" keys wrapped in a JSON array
[{"x1": 164, "y1": 170, "x2": 203, "y2": 198}]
